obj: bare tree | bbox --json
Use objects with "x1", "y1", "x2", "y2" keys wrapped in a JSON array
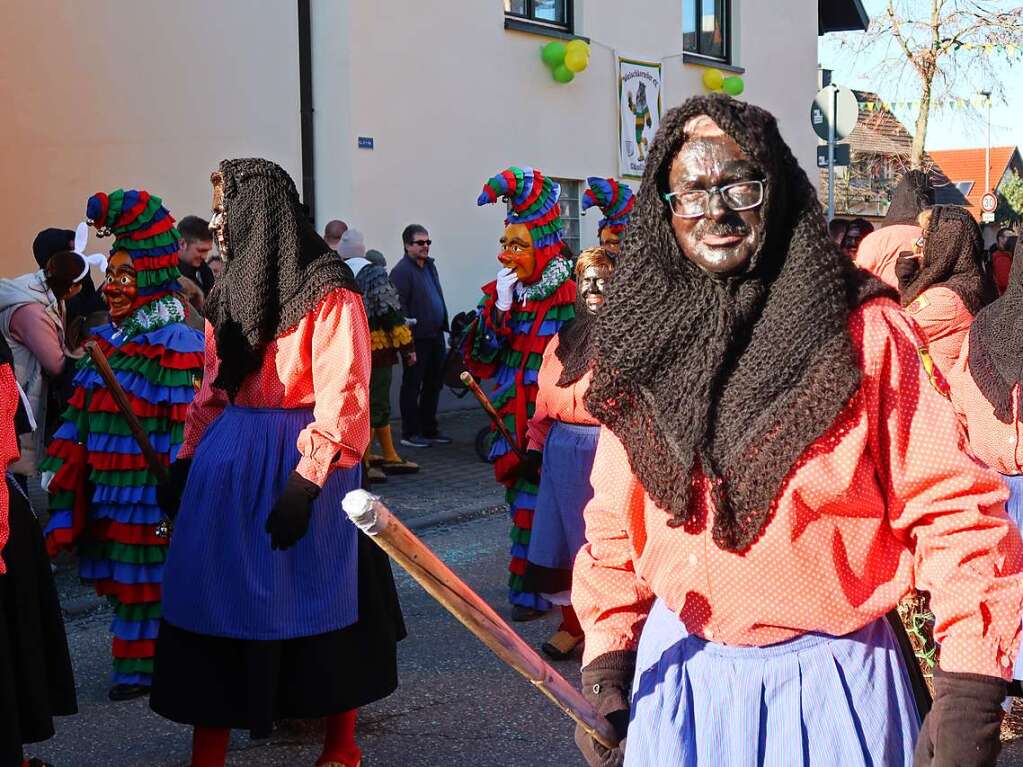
[{"x1": 839, "y1": 1, "x2": 1022, "y2": 168}]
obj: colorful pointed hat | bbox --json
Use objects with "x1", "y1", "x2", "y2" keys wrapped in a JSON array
[
  {"x1": 477, "y1": 166, "x2": 564, "y2": 281},
  {"x1": 86, "y1": 189, "x2": 182, "y2": 304},
  {"x1": 582, "y1": 177, "x2": 635, "y2": 236}
]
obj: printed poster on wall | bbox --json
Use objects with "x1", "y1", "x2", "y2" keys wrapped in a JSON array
[{"x1": 617, "y1": 55, "x2": 663, "y2": 179}]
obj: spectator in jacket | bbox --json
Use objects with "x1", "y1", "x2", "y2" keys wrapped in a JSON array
[
  {"x1": 177, "y1": 216, "x2": 217, "y2": 297},
  {"x1": 390, "y1": 224, "x2": 451, "y2": 448}
]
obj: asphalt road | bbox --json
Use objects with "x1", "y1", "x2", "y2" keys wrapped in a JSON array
[{"x1": 32, "y1": 511, "x2": 589, "y2": 767}]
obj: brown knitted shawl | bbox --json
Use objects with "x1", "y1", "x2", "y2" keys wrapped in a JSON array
[{"x1": 584, "y1": 95, "x2": 893, "y2": 552}]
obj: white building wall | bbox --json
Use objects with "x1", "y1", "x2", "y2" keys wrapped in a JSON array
[
  {"x1": 315, "y1": 0, "x2": 822, "y2": 314},
  {"x1": 0, "y1": 0, "x2": 302, "y2": 275}
]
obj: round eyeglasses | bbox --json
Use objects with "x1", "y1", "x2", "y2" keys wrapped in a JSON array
[{"x1": 663, "y1": 180, "x2": 765, "y2": 219}]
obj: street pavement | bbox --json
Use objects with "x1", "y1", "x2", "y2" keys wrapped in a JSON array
[{"x1": 26, "y1": 409, "x2": 1023, "y2": 765}]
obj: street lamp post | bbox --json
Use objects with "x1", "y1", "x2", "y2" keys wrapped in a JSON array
[{"x1": 980, "y1": 90, "x2": 992, "y2": 196}]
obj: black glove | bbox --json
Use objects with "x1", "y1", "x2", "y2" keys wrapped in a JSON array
[
  {"x1": 265, "y1": 471, "x2": 321, "y2": 550},
  {"x1": 516, "y1": 449, "x2": 543, "y2": 486},
  {"x1": 896, "y1": 251, "x2": 921, "y2": 292},
  {"x1": 913, "y1": 666, "x2": 1006, "y2": 767},
  {"x1": 574, "y1": 651, "x2": 634, "y2": 767},
  {"x1": 156, "y1": 458, "x2": 192, "y2": 519}
]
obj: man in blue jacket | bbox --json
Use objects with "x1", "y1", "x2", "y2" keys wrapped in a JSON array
[{"x1": 390, "y1": 224, "x2": 451, "y2": 448}]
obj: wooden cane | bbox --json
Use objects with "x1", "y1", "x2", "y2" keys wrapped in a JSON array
[
  {"x1": 459, "y1": 371, "x2": 526, "y2": 461},
  {"x1": 84, "y1": 341, "x2": 170, "y2": 484},
  {"x1": 342, "y1": 490, "x2": 618, "y2": 749}
]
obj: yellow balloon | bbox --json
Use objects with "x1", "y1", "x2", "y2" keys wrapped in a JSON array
[
  {"x1": 565, "y1": 48, "x2": 589, "y2": 73},
  {"x1": 702, "y1": 68, "x2": 725, "y2": 91},
  {"x1": 566, "y1": 39, "x2": 588, "y2": 58}
]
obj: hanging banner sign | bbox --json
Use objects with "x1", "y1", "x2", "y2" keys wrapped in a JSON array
[{"x1": 617, "y1": 55, "x2": 663, "y2": 179}]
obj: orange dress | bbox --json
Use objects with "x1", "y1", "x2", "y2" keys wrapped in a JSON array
[
  {"x1": 573, "y1": 298, "x2": 1023, "y2": 679},
  {"x1": 525, "y1": 337, "x2": 599, "y2": 452},
  {"x1": 904, "y1": 286, "x2": 974, "y2": 378}
]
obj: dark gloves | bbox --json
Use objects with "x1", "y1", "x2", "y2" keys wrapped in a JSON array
[
  {"x1": 574, "y1": 651, "x2": 634, "y2": 767},
  {"x1": 516, "y1": 449, "x2": 543, "y2": 486},
  {"x1": 896, "y1": 250, "x2": 921, "y2": 292},
  {"x1": 913, "y1": 667, "x2": 1006, "y2": 767},
  {"x1": 156, "y1": 458, "x2": 192, "y2": 519},
  {"x1": 265, "y1": 471, "x2": 321, "y2": 550}
]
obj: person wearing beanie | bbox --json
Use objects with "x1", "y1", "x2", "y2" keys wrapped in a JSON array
[
  {"x1": 340, "y1": 231, "x2": 419, "y2": 482},
  {"x1": 582, "y1": 177, "x2": 635, "y2": 259},
  {"x1": 366, "y1": 249, "x2": 387, "y2": 268},
  {"x1": 571, "y1": 96, "x2": 1020, "y2": 767},
  {"x1": 150, "y1": 159, "x2": 404, "y2": 767},
  {"x1": 464, "y1": 166, "x2": 576, "y2": 622},
  {"x1": 40, "y1": 189, "x2": 205, "y2": 702}
]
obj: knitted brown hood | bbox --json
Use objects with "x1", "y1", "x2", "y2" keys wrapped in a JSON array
[
  {"x1": 205, "y1": 158, "x2": 357, "y2": 400},
  {"x1": 968, "y1": 236, "x2": 1023, "y2": 423},
  {"x1": 584, "y1": 95, "x2": 893, "y2": 552}
]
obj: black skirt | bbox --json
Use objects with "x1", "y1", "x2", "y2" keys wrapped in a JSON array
[
  {"x1": 149, "y1": 528, "x2": 407, "y2": 738},
  {"x1": 0, "y1": 478, "x2": 77, "y2": 767}
]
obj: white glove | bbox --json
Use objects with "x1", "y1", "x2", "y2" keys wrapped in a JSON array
[{"x1": 495, "y1": 267, "x2": 518, "y2": 312}]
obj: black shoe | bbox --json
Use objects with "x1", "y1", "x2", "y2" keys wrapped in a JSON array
[
  {"x1": 510, "y1": 604, "x2": 547, "y2": 622},
  {"x1": 400, "y1": 435, "x2": 432, "y2": 448},
  {"x1": 422, "y1": 432, "x2": 453, "y2": 445},
  {"x1": 108, "y1": 683, "x2": 150, "y2": 701}
]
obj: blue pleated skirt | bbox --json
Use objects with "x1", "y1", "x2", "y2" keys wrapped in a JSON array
[
  {"x1": 162, "y1": 406, "x2": 360, "y2": 640},
  {"x1": 625, "y1": 599, "x2": 920, "y2": 767},
  {"x1": 525, "y1": 422, "x2": 600, "y2": 603}
]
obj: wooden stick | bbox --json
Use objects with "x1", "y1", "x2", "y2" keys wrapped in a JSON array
[
  {"x1": 343, "y1": 490, "x2": 618, "y2": 750},
  {"x1": 459, "y1": 371, "x2": 525, "y2": 461},
  {"x1": 84, "y1": 341, "x2": 169, "y2": 483}
]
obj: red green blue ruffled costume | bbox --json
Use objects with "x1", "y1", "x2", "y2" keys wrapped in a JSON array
[
  {"x1": 583, "y1": 176, "x2": 635, "y2": 238},
  {"x1": 42, "y1": 190, "x2": 204, "y2": 688},
  {"x1": 465, "y1": 167, "x2": 575, "y2": 611}
]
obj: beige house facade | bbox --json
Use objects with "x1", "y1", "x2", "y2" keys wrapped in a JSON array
[{"x1": 0, "y1": 0, "x2": 865, "y2": 311}]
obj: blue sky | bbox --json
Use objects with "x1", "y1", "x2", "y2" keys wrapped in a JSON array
[{"x1": 818, "y1": 1, "x2": 1021, "y2": 151}]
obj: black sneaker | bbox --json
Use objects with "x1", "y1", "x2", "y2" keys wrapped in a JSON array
[
  {"x1": 422, "y1": 432, "x2": 453, "y2": 445},
  {"x1": 400, "y1": 435, "x2": 432, "y2": 448}
]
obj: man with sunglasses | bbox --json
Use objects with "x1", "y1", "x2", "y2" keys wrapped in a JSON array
[{"x1": 390, "y1": 224, "x2": 451, "y2": 448}]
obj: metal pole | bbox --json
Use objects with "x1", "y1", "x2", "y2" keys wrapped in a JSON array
[
  {"x1": 828, "y1": 85, "x2": 836, "y2": 221},
  {"x1": 981, "y1": 90, "x2": 991, "y2": 195}
]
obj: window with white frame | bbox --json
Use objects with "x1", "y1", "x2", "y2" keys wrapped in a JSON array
[{"x1": 683, "y1": 0, "x2": 730, "y2": 63}]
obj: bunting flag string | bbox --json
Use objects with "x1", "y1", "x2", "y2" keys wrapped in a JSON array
[{"x1": 859, "y1": 94, "x2": 995, "y2": 113}]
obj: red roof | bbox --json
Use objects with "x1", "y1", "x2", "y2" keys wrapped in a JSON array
[{"x1": 927, "y1": 146, "x2": 1020, "y2": 218}]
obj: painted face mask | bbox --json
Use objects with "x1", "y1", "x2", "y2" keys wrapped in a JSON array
[
  {"x1": 579, "y1": 264, "x2": 609, "y2": 315},
  {"x1": 103, "y1": 251, "x2": 139, "y2": 323},
  {"x1": 210, "y1": 171, "x2": 229, "y2": 260},
  {"x1": 584, "y1": 177, "x2": 635, "y2": 263},
  {"x1": 498, "y1": 223, "x2": 537, "y2": 281}
]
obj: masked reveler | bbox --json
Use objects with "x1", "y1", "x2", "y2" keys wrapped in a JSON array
[
  {"x1": 582, "y1": 177, "x2": 635, "y2": 259},
  {"x1": 150, "y1": 159, "x2": 404, "y2": 767},
  {"x1": 521, "y1": 246, "x2": 614, "y2": 661},
  {"x1": 465, "y1": 166, "x2": 576, "y2": 622},
  {"x1": 41, "y1": 190, "x2": 205, "y2": 702},
  {"x1": 854, "y1": 169, "x2": 934, "y2": 289},
  {"x1": 947, "y1": 235, "x2": 1023, "y2": 689},
  {"x1": 571, "y1": 96, "x2": 1022, "y2": 767}
]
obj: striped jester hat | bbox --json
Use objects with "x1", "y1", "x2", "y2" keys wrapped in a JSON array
[
  {"x1": 86, "y1": 189, "x2": 182, "y2": 304},
  {"x1": 477, "y1": 166, "x2": 564, "y2": 281},
  {"x1": 582, "y1": 177, "x2": 635, "y2": 236}
]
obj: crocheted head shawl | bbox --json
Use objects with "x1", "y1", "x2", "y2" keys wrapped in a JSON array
[
  {"x1": 900, "y1": 204, "x2": 992, "y2": 314},
  {"x1": 204, "y1": 158, "x2": 358, "y2": 400},
  {"x1": 584, "y1": 94, "x2": 893, "y2": 552},
  {"x1": 968, "y1": 235, "x2": 1023, "y2": 423},
  {"x1": 86, "y1": 189, "x2": 182, "y2": 307},
  {"x1": 583, "y1": 177, "x2": 635, "y2": 237},
  {"x1": 477, "y1": 166, "x2": 564, "y2": 285}
]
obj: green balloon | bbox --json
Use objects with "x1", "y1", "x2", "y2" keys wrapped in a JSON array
[
  {"x1": 541, "y1": 41, "x2": 567, "y2": 69},
  {"x1": 553, "y1": 64, "x2": 575, "y2": 83},
  {"x1": 723, "y1": 76, "x2": 744, "y2": 96}
]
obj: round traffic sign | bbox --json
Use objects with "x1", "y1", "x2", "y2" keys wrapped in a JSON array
[
  {"x1": 810, "y1": 85, "x2": 859, "y2": 142},
  {"x1": 981, "y1": 192, "x2": 997, "y2": 213}
]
